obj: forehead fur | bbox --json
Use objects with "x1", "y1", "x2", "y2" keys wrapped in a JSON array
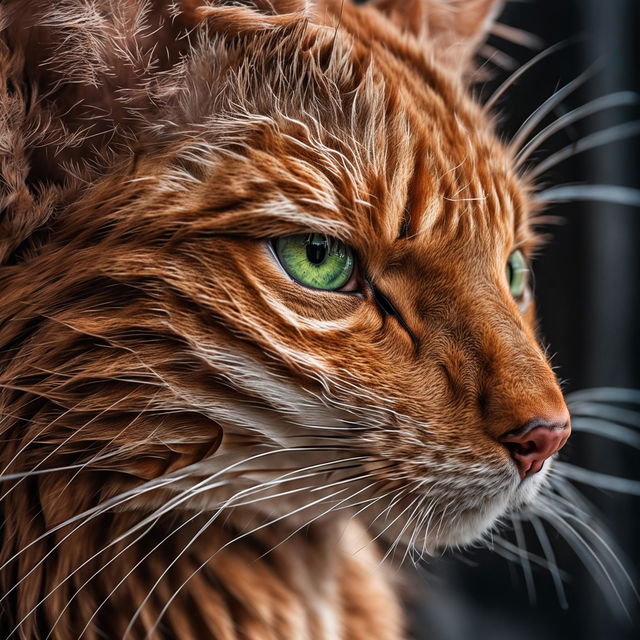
[
  {"x1": 1, "y1": 0, "x2": 526, "y2": 267},
  {"x1": 158, "y1": 8, "x2": 530, "y2": 259}
]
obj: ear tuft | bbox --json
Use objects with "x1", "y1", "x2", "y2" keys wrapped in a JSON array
[{"x1": 372, "y1": 0, "x2": 505, "y2": 68}]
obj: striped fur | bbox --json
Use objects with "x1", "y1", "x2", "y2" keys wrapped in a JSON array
[{"x1": 0, "y1": 1, "x2": 569, "y2": 638}]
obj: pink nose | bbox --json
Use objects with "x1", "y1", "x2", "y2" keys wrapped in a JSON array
[{"x1": 500, "y1": 416, "x2": 571, "y2": 480}]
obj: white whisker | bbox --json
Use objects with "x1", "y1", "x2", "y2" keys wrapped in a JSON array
[
  {"x1": 484, "y1": 41, "x2": 571, "y2": 112},
  {"x1": 512, "y1": 516, "x2": 537, "y2": 605},
  {"x1": 518, "y1": 91, "x2": 639, "y2": 165},
  {"x1": 566, "y1": 387, "x2": 640, "y2": 405},
  {"x1": 534, "y1": 500, "x2": 634, "y2": 618},
  {"x1": 553, "y1": 462, "x2": 640, "y2": 495},
  {"x1": 536, "y1": 184, "x2": 640, "y2": 208},
  {"x1": 136, "y1": 485, "x2": 353, "y2": 640},
  {"x1": 529, "y1": 121, "x2": 640, "y2": 179},
  {"x1": 570, "y1": 417, "x2": 640, "y2": 449},
  {"x1": 510, "y1": 66, "x2": 597, "y2": 154}
]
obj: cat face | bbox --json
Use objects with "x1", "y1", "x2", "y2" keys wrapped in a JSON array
[{"x1": 0, "y1": 0, "x2": 570, "y2": 554}]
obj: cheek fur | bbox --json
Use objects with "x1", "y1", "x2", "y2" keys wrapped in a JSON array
[{"x1": 0, "y1": 0, "x2": 583, "y2": 637}]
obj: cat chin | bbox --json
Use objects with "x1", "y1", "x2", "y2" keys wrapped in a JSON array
[
  {"x1": 364, "y1": 489, "x2": 513, "y2": 555},
  {"x1": 432, "y1": 462, "x2": 553, "y2": 550},
  {"x1": 428, "y1": 494, "x2": 516, "y2": 551},
  {"x1": 381, "y1": 462, "x2": 555, "y2": 554}
]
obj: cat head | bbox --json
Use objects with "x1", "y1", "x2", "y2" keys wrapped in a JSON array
[{"x1": 0, "y1": 0, "x2": 569, "y2": 551}]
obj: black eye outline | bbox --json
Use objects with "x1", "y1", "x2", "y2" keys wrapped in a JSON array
[
  {"x1": 270, "y1": 234, "x2": 362, "y2": 294},
  {"x1": 365, "y1": 277, "x2": 419, "y2": 348},
  {"x1": 268, "y1": 234, "x2": 417, "y2": 345}
]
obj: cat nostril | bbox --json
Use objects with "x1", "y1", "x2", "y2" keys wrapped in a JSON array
[{"x1": 500, "y1": 415, "x2": 571, "y2": 480}]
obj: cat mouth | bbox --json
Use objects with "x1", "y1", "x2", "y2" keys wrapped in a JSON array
[
  {"x1": 366, "y1": 458, "x2": 556, "y2": 555},
  {"x1": 441, "y1": 461, "x2": 554, "y2": 548},
  {"x1": 510, "y1": 457, "x2": 553, "y2": 503}
]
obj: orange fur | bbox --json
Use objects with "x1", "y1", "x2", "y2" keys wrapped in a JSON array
[{"x1": 0, "y1": 1, "x2": 568, "y2": 638}]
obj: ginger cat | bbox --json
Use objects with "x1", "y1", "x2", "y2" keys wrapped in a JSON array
[{"x1": 0, "y1": 1, "x2": 579, "y2": 638}]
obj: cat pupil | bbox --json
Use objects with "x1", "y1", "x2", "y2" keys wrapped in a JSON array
[{"x1": 306, "y1": 237, "x2": 327, "y2": 265}]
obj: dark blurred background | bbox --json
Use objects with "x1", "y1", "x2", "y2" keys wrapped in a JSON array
[{"x1": 402, "y1": 1, "x2": 640, "y2": 639}]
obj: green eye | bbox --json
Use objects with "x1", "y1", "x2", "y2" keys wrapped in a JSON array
[
  {"x1": 274, "y1": 234, "x2": 355, "y2": 291},
  {"x1": 506, "y1": 249, "x2": 528, "y2": 299}
]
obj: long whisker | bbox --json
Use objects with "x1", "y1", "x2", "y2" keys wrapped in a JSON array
[
  {"x1": 570, "y1": 417, "x2": 640, "y2": 449},
  {"x1": 0, "y1": 396, "x2": 94, "y2": 500},
  {"x1": 0, "y1": 400, "x2": 79, "y2": 479},
  {"x1": 509, "y1": 66, "x2": 598, "y2": 154},
  {"x1": 566, "y1": 387, "x2": 640, "y2": 405},
  {"x1": 56, "y1": 391, "x2": 165, "y2": 500},
  {"x1": 404, "y1": 492, "x2": 437, "y2": 564},
  {"x1": 517, "y1": 91, "x2": 639, "y2": 165},
  {"x1": 528, "y1": 120, "x2": 640, "y2": 179},
  {"x1": 489, "y1": 533, "x2": 570, "y2": 577},
  {"x1": 348, "y1": 485, "x2": 408, "y2": 520},
  {"x1": 535, "y1": 495, "x2": 637, "y2": 617},
  {"x1": 0, "y1": 446, "x2": 342, "y2": 599},
  {"x1": 419, "y1": 499, "x2": 441, "y2": 558},
  {"x1": 362, "y1": 486, "x2": 424, "y2": 562},
  {"x1": 56, "y1": 509, "x2": 203, "y2": 640},
  {"x1": 133, "y1": 486, "x2": 353, "y2": 640},
  {"x1": 553, "y1": 461, "x2": 640, "y2": 495},
  {"x1": 255, "y1": 479, "x2": 388, "y2": 561},
  {"x1": 0, "y1": 472, "x2": 183, "y2": 573},
  {"x1": 26, "y1": 461, "x2": 360, "y2": 636},
  {"x1": 535, "y1": 184, "x2": 640, "y2": 208},
  {"x1": 512, "y1": 516, "x2": 537, "y2": 605},
  {"x1": 26, "y1": 516, "x2": 165, "y2": 640},
  {"x1": 43, "y1": 455, "x2": 375, "y2": 639},
  {"x1": 383, "y1": 492, "x2": 429, "y2": 565},
  {"x1": 546, "y1": 475, "x2": 600, "y2": 521},
  {"x1": 484, "y1": 41, "x2": 572, "y2": 112},
  {"x1": 535, "y1": 504, "x2": 629, "y2": 617},
  {"x1": 0, "y1": 474, "x2": 186, "y2": 605},
  {"x1": 398, "y1": 492, "x2": 433, "y2": 566},
  {"x1": 0, "y1": 457, "x2": 119, "y2": 483},
  {"x1": 570, "y1": 400, "x2": 640, "y2": 427},
  {"x1": 553, "y1": 501, "x2": 639, "y2": 603}
]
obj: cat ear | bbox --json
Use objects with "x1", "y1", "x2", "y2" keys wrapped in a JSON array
[{"x1": 372, "y1": 0, "x2": 504, "y2": 67}]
